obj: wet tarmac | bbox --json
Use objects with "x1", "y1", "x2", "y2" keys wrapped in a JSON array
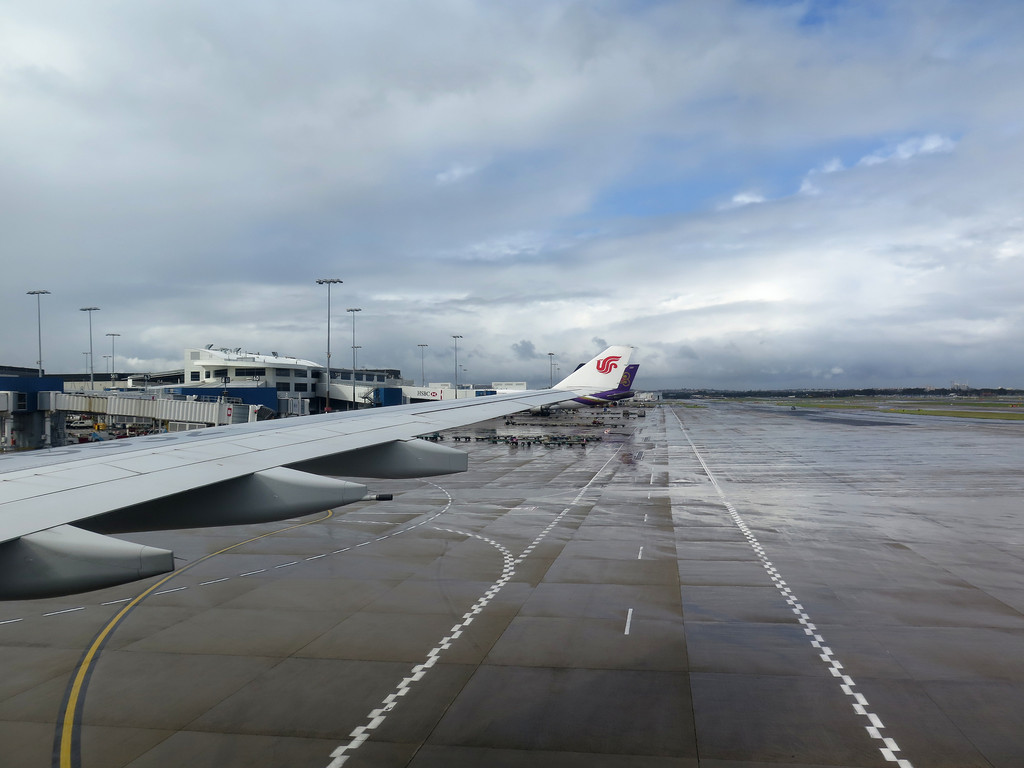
[{"x1": 2, "y1": 402, "x2": 1024, "y2": 767}]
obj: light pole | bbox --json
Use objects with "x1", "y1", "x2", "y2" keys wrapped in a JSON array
[
  {"x1": 26, "y1": 290, "x2": 50, "y2": 377},
  {"x1": 106, "y1": 333, "x2": 120, "y2": 387},
  {"x1": 79, "y1": 307, "x2": 100, "y2": 390},
  {"x1": 417, "y1": 344, "x2": 428, "y2": 387},
  {"x1": 102, "y1": 355, "x2": 112, "y2": 379},
  {"x1": 347, "y1": 308, "x2": 361, "y2": 409},
  {"x1": 452, "y1": 335, "x2": 463, "y2": 398},
  {"x1": 315, "y1": 278, "x2": 343, "y2": 412},
  {"x1": 548, "y1": 352, "x2": 555, "y2": 387}
]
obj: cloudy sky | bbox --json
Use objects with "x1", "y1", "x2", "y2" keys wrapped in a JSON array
[{"x1": 4, "y1": 0, "x2": 1023, "y2": 390}]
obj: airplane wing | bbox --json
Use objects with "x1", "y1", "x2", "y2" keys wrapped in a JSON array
[{"x1": 0, "y1": 386, "x2": 573, "y2": 599}]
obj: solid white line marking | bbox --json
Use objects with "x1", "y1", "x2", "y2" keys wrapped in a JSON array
[{"x1": 624, "y1": 608, "x2": 634, "y2": 635}]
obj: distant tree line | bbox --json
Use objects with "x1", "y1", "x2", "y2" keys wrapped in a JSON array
[{"x1": 661, "y1": 387, "x2": 1024, "y2": 399}]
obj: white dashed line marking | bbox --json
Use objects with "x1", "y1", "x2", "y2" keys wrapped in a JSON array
[
  {"x1": 324, "y1": 527, "x2": 517, "y2": 768},
  {"x1": 3, "y1": 487, "x2": 460, "y2": 630},
  {"x1": 624, "y1": 608, "x2": 634, "y2": 635},
  {"x1": 675, "y1": 410, "x2": 915, "y2": 768},
  {"x1": 323, "y1": 443, "x2": 626, "y2": 767},
  {"x1": 43, "y1": 607, "x2": 85, "y2": 617}
]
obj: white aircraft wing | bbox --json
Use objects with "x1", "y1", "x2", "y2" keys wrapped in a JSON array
[{"x1": 0, "y1": 387, "x2": 571, "y2": 599}]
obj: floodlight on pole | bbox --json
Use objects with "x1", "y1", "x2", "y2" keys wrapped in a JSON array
[
  {"x1": 79, "y1": 307, "x2": 100, "y2": 390},
  {"x1": 452, "y1": 335, "x2": 463, "y2": 399},
  {"x1": 26, "y1": 290, "x2": 50, "y2": 377},
  {"x1": 315, "y1": 279, "x2": 343, "y2": 412},
  {"x1": 106, "y1": 333, "x2": 120, "y2": 386},
  {"x1": 548, "y1": 352, "x2": 555, "y2": 387},
  {"x1": 417, "y1": 344, "x2": 428, "y2": 387},
  {"x1": 347, "y1": 308, "x2": 361, "y2": 409}
]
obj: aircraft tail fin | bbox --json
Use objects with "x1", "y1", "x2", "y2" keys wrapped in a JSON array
[
  {"x1": 554, "y1": 346, "x2": 634, "y2": 396},
  {"x1": 615, "y1": 364, "x2": 640, "y2": 395}
]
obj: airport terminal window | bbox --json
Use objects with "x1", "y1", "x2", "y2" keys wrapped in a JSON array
[
  {"x1": 190, "y1": 371, "x2": 200, "y2": 382},
  {"x1": 276, "y1": 382, "x2": 291, "y2": 392},
  {"x1": 276, "y1": 369, "x2": 291, "y2": 377},
  {"x1": 294, "y1": 383, "x2": 308, "y2": 392},
  {"x1": 235, "y1": 367, "x2": 266, "y2": 377},
  {"x1": 213, "y1": 369, "x2": 228, "y2": 378}
]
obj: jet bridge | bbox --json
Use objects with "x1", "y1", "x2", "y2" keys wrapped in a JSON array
[{"x1": 45, "y1": 391, "x2": 256, "y2": 426}]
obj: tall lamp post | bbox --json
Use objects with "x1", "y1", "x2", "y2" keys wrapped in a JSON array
[
  {"x1": 548, "y1": 352, "x2": 555, "y2": 387},
  {"x1": 452, "y1": 335, "x2": 463, "y2": 399},
  {"x1": 417, "y1": 344, "x2": 428, "y2": 387},
  {"x1": 315, "y1": 278, "x2": 343, "y2": 412},
  {"x1": 106, "y1": 332, "x2": 120, "y2": 387},
  {"x1": 79, "y1": 307, "x2": 100, "y2": 390},
  {"x1": 26, "y1": 290, "x2": 50, "y2": 377},
  {"x1": 347, "y1": 308, "x2": 361, "y2": 409}
]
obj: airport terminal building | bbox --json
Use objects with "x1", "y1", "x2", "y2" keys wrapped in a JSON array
[{"x1": 182, "y1": 346, "x2": 408, "y2": 415}]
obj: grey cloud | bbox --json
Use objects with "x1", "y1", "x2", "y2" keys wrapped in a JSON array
[
  {"x1": 3, "y1": 1, "x2": 1024, "y2": 389},
  {"x1": 511, "y1": 340, "x2": 538, "y2": 360}
]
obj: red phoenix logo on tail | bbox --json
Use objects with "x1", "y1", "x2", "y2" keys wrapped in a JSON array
[{"x1": 596, "y1": 355, "x2": 622, "y2": 374}]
